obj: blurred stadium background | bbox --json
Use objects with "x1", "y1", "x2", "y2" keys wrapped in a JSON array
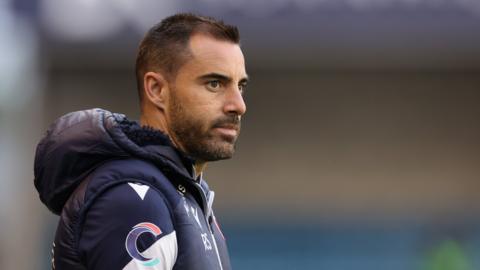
[{"x1": 1, "y1": 0, "x2": 480, "y2": 269}]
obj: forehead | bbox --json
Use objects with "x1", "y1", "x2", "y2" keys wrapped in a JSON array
[{"x1": 182, "y1": 34, "x2": 246, "y2": 77}]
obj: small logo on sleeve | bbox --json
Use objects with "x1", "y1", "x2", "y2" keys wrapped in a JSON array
[{"x1": 125, "y1": 222, "x2": 162, "y2": 267}]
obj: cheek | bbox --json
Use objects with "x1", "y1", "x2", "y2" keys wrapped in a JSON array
[
  {"x1": 174, "y1": 84, "x2": 223, "y2": 129},
  {"x1": 179, "y1": 101, "x2": 214, "y2": 131},
  {"x1": 195, "y1": 107, "x2": 215, "y2": 130},
  {"x1": 187, "y1": 92, "x2": 221, "y2": 120}
]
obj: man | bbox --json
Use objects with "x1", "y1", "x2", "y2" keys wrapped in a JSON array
[{"x1": 34, "y1": 13, "x2": 248, "y2": 270}]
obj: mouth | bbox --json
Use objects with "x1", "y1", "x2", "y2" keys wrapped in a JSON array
[{"x1": 212, "y1": 124, "x2": 240, "y2": 139}]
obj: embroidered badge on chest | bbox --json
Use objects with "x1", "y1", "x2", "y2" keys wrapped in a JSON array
[{"x1": 125, "y1": 222, "x2": 162, "y2": 267}]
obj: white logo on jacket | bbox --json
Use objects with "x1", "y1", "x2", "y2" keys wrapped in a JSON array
[
  {"x1": 201, "y1": 233, "x2": 212, "y2": 251},
  {"x1": 191, "y1": 206, "x2": 202, "y2": 228}
]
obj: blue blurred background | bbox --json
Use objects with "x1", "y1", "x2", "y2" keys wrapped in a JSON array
[{"x1": 1, "y1": 0, "x2": 480, "y2": 269}]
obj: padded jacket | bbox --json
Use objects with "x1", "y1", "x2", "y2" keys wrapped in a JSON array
[{"x1": 34, "y1": 108, "x2": 231, "y2": 270}]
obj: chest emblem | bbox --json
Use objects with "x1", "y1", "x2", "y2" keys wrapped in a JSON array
[{"x1": 125, "y1": 222, "x2": 162, "y2": 267}]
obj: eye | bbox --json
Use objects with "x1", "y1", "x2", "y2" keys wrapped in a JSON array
[
  {"x1": 239, "y1": 83, "x2": 247, "y2": 94},
  {"x1": 206, "y1": 80, "x2": 221, "y2": 91}
]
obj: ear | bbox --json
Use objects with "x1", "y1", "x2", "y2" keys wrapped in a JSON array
[{"x1": 143, "y1": 71, "x2": 169, "y2": 110}]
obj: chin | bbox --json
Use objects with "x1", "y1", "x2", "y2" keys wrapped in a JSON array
[{"x1": 199, "y1": 141, "x2": 236, "y2": 161}]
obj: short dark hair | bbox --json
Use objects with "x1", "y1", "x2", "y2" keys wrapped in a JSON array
[{"x1": 135, "y1": 13, "x2": 240, "y2": 102}]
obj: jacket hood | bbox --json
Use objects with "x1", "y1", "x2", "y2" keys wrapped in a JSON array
[{"x1": 34, "y1": 108, "x2": 194, "y2": 215}]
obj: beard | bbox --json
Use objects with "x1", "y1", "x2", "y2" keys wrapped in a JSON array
[{"x1": 168, "y1": 90, "x2": 241, "y2": 162}]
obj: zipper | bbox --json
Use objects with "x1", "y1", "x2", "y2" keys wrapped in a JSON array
[
  {"x1": 190, "y1": 181, "x2": 209, "y2": 220},
  {"x1": 182, "y1": 184, "x2": 224, "y2": 269},
  {"x1": 210, "y1": 229, "x2": 224, "y2": 270},
  {"x1": 192, "y1": 181, "x2": 223, "y2": 269}
]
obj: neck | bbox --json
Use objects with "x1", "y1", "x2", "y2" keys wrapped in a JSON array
[
  {"x1": 194, "y1": 161, "x2": 207, "y2": 178},
  {"x1": 140, "y1": 108, "x2": 176, "y2": 145},
  {"x1": 140, "y1": 110, "x2": 167, "y2": 132},
  {"x1": 141, "y1": 108, "x2": 206, "y2": 178}
]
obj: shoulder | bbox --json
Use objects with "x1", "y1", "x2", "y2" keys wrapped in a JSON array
[
  {"x1": 89, "y1": 158, "x2": 168, "y2": 183},
  {"x1": 84, "y1": 181, "x2": 174, "y2": 226},
  {"x1": 84, "y1": 157, "x2": 185, "y2": 208},
  {"x1": 82, "y1": 158, "x2": 176, "y2": 202}
]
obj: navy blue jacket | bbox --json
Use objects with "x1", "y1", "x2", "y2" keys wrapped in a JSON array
[{"x1": 34, "y1": 109, "x2": 232, "y2": 270}]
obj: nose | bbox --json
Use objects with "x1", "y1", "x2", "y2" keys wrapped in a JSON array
[{"x1": 223, "y1": 86, "x2": 246, "y2": 116}]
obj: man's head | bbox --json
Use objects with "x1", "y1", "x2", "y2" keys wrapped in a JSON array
[{"x1": 136, "y1": 13, "x2": 248, "y2": 162}]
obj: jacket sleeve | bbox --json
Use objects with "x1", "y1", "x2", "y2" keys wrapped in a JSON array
[{"x1": 78, "y1": 182, "x2": 178, "y2": 270}]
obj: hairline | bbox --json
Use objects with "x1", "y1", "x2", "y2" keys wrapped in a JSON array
[{"x1": 170, "y1": 32, "x2": 240, "y2": 79}]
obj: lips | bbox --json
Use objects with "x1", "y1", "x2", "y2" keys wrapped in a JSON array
[
  {"x1": 215, "y1": 127, "x2": 237, "y2": 136},
  {"x1": 212, "y1": 124, "x2": 240, "y2": 139},
  {"x1": 214, "y1": 123, "x2": 239, "y2": 130},
  {"x1": 211, "y1": 115, "x2": 241, "y2": 140}
]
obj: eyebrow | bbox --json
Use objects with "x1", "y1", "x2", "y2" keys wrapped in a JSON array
[{"x1": 197, "y1": 72, "x2": 249, "y2": 84}]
